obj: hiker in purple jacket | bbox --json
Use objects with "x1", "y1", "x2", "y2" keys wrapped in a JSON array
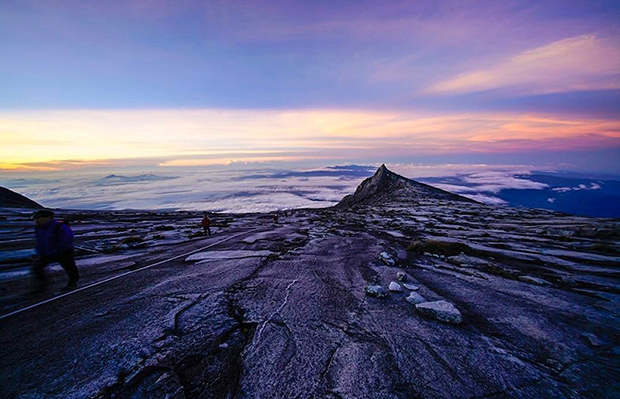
[{"x1": 32, "y1": 209, "x2": 79, "y2": 292}]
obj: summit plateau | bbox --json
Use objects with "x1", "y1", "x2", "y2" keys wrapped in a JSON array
[{"x1": 0, "y1": 166, "x2": 618, "y2": 399}]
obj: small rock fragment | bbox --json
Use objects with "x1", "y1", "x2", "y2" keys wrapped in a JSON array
[
  {"x1": 581, "y1": 333, "x2": 604, "y2": 348},
  {"x1": 388, "y1": 281, "x2": 403, "y2": 292},
  {"x1": 364, "y1": 285, "x2": 387, "y2": 298},
  {"x1": 544, "y1": 358, "x2": 563, "y2": 372},
  {"x1": 518, "y1": 276, "x2": 550, "y2": 286},
  {"x1": 415, "y1": 300, "x2": 463, "y2": 324},
  {"x1": 219, "y1": 343, "x2": 229, "y2": 349},
  {"x1": 379, "y1": 252, "x2": 396, "y2": 266},
  {"x1": 405, "y1": 292, "x2": 427, "y2": 305},
  {"x1": 396, "y1": 272, "x2": 406, "y2": 281},
  {"x1": 447, "y1": 253, "x2": 490, "y2": 268},
  {"x1": 403, "y1": 284, "x2": 419, "y2": 291}
]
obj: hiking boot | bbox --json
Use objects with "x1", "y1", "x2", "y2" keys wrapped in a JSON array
[{"x1": 61, "y1": 281, "x2": 78, "y2": 291}]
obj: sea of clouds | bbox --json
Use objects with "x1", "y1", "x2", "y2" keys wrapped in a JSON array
[{"x1": 0, "y1": 163, "x2": 615, "y2": 214}]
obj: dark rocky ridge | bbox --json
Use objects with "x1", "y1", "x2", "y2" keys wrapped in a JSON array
[
  {"x1": 337, "y1": 164, "x2": 475, "y2": 208},
  {"x1": 0, "y1": 186, "x2": 42, "y2": 209},
  {"x1": 0, "y1": 166, "x2": 618, "y2": 398}
]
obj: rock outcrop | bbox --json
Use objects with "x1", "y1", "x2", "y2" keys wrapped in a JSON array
[{"x1": 337, "y1": 164, "x2": 474, "y2": 208}]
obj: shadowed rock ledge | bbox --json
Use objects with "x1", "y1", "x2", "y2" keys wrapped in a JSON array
[{"x1": 0, "y1": 186, "x2": 42, "y2": 209}]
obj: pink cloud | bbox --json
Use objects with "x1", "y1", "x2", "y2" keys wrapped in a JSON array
[{"x1": 426, "y1": 34, "x2": 620, "y2": 95}]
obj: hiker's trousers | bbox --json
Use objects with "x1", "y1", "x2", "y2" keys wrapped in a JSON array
[{"x1": 32, "y1": 250, "x2": 79, "y2": 286}]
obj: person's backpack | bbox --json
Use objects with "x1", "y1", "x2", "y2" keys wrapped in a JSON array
[
  {"x1": 53, "y1": 220, "x2": 73, "y2": 252},
  {"x1": 57, "y1": 219, "x2": 70, "y2": 228}
]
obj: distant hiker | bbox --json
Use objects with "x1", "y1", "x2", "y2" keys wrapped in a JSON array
[
  {"x1": 272, "y1": 213, "x2": 279, "y2": 224},
  {"x1": 201, "y1": 213, "x2": 211, "y2": 236},
  {"x1": 32, "y1": 209, "x2": 79, "y2": 292}
]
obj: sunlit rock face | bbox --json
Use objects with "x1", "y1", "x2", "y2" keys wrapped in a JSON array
[{"x1": 0, "y1": 166, "x2": 618, "y2": 398}]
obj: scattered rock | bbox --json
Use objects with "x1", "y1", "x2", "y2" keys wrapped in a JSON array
[
  {"x1": 447, "y1": 253, "x2": 490, "y2": 268},
  {"x1": 364, "y1": 285, "x2": 387, "y2": 298},
  {"x1": 519, "y1": 276, "x2": 551, "y2": 286},
  {"x1": 581, "y1": 333, "x2": 604, "y2": 348},
  {"x1": 415, "y1": 300, "x2": 463, "y2": 324},
  {"x1": 405, "y1": 292, "x2": 427, "y2": 305},
  {"x1": 396, "y1": 272, "x2": 406, "y2": 281},
  {"x1": 379, "y1": 252, "x2": 395, "y2": 266},
  {"x1": 403, "y1": 284, "x2": 419, "y2": 291},
  {"x1": 388, "y1": 281, "x2": 403, "y2": 292}
]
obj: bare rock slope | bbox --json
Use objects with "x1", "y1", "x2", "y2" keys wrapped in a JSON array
[
  {"x1": 337, "y1": 164, "x2": 474, "y2": 208},
  {"x1": 0, "y1": 166, "x2": 618, "y2": 399},
  {"x1": 0, "y1": 186, "x2": 42, "y2": 209}
]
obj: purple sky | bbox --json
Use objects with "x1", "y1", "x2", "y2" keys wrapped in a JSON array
[{"x1": 0, "y1": 0, "x2": 619, "y2": 172}]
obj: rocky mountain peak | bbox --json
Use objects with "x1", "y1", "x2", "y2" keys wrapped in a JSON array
[{"x1": 336, "y1": 165, "x2": 475, "y2": 208}]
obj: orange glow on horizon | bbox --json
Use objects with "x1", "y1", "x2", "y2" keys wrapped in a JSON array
[{"x1": 0, "y1": 108, "x2": 618, "y2": 172}]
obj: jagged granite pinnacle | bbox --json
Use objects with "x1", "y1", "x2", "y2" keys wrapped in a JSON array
[{"x1": 336, "y1": 164, "x2": 475, "y2": 208}]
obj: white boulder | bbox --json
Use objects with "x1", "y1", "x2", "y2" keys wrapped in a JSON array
[
  {"x1": 405, "y1": 292, "x2": 427, "y2": 305},
  {"x1": 415, "y1": 300, "x2": 463, "y2": 324},
  {"x1": 388, "y1": 281, "x2": 403, "y2": 292}
]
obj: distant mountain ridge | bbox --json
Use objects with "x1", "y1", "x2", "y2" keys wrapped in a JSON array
[
  {"x1": 0, "y1": 186, "x2": 42, "y2": 209},
  {"x1": 337, "y1": 164, "x2": 475, "y2": 208}
]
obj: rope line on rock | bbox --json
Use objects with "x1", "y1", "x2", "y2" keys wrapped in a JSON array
[{"x1": 254, "y1": 279, "x2": 299, "y2": 343}]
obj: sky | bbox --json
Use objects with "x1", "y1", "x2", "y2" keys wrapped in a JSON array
[{"x1": 1, "y1": 0, "x2": 619, "y2": 173}]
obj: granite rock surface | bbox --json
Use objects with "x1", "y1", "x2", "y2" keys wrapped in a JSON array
[{"x1": 0, "y1": 166, "x2": 618, "y2": 398}]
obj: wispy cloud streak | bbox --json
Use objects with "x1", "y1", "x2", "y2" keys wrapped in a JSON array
[
  {"x1": 1, "y1": 109, "x2": 618, "y2": 171},
  {"x1": 427, "y1": 34, "x2": 620, "y2": 95}
]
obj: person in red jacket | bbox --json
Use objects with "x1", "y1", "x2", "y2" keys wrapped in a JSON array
[
  {"x1": 32, "y1": 209, "x2": 79, "y2": 292},
  {"x1": 201, "y1": 213, "x2": 211, "y2": 236}
]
